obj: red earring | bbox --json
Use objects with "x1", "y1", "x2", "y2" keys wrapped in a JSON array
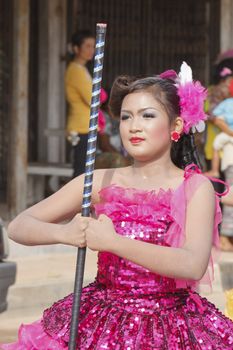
[{"x1": 171, "y1": 131, "x2": 180, "y2": 142}]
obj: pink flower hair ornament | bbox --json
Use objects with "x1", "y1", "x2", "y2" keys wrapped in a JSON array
[
  {"x1": 220, "y1": 67, "x2": 232, "y2": 77},
  {"x1": 160, "y1": 62, "x2": 207, "y2": 134}
]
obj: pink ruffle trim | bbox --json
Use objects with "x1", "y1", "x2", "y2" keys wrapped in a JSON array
[
  {"x1": 0, "y1": 320, "x2": 67, "y2": 349},
  {"x1": 96, "y1": 185, "x2": 173, "y2": 227}
]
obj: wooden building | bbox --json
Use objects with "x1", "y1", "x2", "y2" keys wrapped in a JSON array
[{"x1": 0, "y1": 0, "x2": 232, "y2": 218}]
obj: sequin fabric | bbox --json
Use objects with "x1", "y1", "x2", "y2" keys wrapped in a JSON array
[
  {"x1": 41, "y1": 185, "x2": 233, "y2": 349},
  {"x1": 2, "y1": 173, "x2": 233, "y2": 349}
]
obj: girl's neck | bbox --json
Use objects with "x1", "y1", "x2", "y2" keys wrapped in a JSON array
[
  {"x1": 74, "y1": 57, "x2": 87, "y2": 66},
  {"x1": 131, "y1": 158, "x2": 176, "y2": 180}
]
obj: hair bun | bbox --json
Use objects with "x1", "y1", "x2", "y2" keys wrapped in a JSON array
[
  {"x1": 109, "y1": 76, "x2": 134, "y2": 118},
  {"x1": 115, "y1": 76, "x2": 135, "y2": 87}
]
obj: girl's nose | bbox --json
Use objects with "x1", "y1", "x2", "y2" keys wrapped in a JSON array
[{"x1": 129, "y1": 117, "x2": 142, "y2": 132}]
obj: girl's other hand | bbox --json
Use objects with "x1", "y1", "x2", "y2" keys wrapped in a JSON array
[
  {"x1": 85, "y1": 214, "x2": 118, "y2": 252},
  {"x1": 61, "y1": 214, "x2": 88, "y2": 248}
]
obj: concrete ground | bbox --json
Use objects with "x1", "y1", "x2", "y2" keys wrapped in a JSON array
[
  {"x1": 0, "y1": 250, "x2": 233, "y2": 344},
  {"x1": 0, "y1": 249, "x2": 98, "y2": 344}
]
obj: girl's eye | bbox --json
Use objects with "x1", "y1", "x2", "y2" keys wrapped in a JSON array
[
  {"x1": 143, "y1": 113, "x2": 156, "y2": 119},
  {"x1": 120, "y1": 114, "x2": 130, "y2": 121}
]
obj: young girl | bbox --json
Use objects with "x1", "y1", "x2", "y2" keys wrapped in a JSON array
[
  {"x1": 2, "y1": 63, "x2": 233, "y2": 349},
  {"x1": 204, "y1": 66, "x2": 233, "y2": 172},
  {"x1": 205, "y1": 67, "x2": 233, "y2": 179},
  {"x1": 204, "y1": 67, "x2": 233, "y2": 252}
]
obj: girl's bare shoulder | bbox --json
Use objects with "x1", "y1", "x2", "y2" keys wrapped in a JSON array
[{"x1": 92, "y1": 167, "x2": 131, "y2": 202}]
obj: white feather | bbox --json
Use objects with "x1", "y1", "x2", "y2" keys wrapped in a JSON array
[
  {"x1": 191, "y1": 121, "x2": 206, "y2": 133},
  {"x1": 178, "y1": 61, "x2": 192, "y2": 85},
  {"x1": 195, "y1": 120, "x2": 206, "y2": 133}
]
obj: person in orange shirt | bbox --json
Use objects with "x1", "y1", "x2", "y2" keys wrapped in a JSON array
[{"x1": 65, "y1": 30, "x2": 95, "y2": 177}]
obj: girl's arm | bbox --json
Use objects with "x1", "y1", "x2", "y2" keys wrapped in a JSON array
[
  {"x1": 213, "y1": 118, "x2": 233, "y2": 137},
  {"x1": 8, "y1": 170, "x2": 104, "y2": 247},
  {"x1": 86, "y1": 179, "x2": 215, "y2": 281}
]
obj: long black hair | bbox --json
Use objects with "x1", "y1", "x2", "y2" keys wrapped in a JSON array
[{"x1": 109, "y1": 75, "x2": 201, "y2": 169}]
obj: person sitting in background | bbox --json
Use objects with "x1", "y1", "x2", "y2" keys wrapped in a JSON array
[
  {"x1": 203, "y1": 65, "x2": 233, "y2": 251},
  {"x1": 205, "y1": 73, "x2": 233, "y2": 251},
  {"x1": 206, "y1": 102, "x2": 233, "y2": 178},
  {"x1": 205, "y1": 68, "x2": 233, "y2": 178},
  {"x1": 204, "y1": 66, "x2": 233, "y2": 171}
]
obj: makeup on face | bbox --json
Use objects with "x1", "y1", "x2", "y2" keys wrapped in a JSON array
[{"x1": 119, "y1": 91, "x2": 171, "y2": 161}]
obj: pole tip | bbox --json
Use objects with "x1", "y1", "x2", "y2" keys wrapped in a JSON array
[
  {"x1": 97, "y1": 23, "x2": 107, "y2": 28},
  {"x1": 96, "y1": 23, "x2": 107, "y2": 34}
]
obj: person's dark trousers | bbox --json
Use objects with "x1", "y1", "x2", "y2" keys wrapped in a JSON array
[{"x1": 72, "y1": 133, "x2": 88, "y2": 178}]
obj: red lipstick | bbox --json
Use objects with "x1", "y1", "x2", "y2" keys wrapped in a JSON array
[{"x1": 130, "y1": 137, "x2": 145, "y2": 144}]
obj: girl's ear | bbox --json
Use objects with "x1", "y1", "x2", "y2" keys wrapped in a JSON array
[
  {"x1": 73, "y1": 45, "x2": 79, "y2": 56},
  {"x1": 173, "y1": 116, "x2": 184, "y2": 134}
]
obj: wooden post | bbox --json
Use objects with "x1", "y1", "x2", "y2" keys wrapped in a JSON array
[
  {"x1": 220, "y1": 0, "x2": 233, "y2": 52},
  {"x1": 38, "y1": 0, "x2": 67, "y2": 164},
  {"x1": 47, "y1": 0, "x2": 67, "y2": 164},
  {"x1": 8, "y1": 0, "x2": 29, "y2": 215}
]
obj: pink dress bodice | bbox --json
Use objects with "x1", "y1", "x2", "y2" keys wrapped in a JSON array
[
  {"x1": 95, "y1": 185, "x2": 177, "y2": 293},
  {"x1": 94, "y1": 164, "x2": 222, "y2": 293}
]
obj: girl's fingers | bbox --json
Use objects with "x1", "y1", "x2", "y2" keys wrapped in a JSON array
[
  {"x1": 76, "y1": 215, "x2": 90, "y2": 230},
  {"x1": 79, "y1": 221, "x2": 88, "y2": 231},
  {"x1": 78, "y1": 231, "x2": 87, "y2": 248},
  {"x1": 98, "y1": 214, "x2": 107, "y2": 221}
]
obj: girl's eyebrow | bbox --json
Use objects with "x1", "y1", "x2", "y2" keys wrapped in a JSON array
[{"x1": 121, "y1": 107, "x2": 159, "y2": 114}]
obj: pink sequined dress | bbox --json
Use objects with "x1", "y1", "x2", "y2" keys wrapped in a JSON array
[{"x1": 2, "y1": 165, "x2": 233, "y2": 349}]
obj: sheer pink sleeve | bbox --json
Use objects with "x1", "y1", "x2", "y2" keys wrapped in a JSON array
[{"x1": 166, "y1": 164, "x2": 222, "y2": 291}]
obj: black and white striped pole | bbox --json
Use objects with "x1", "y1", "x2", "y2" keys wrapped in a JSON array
[{"x1": 68, "y1": 23, "x2": 107, "y2": 350}]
